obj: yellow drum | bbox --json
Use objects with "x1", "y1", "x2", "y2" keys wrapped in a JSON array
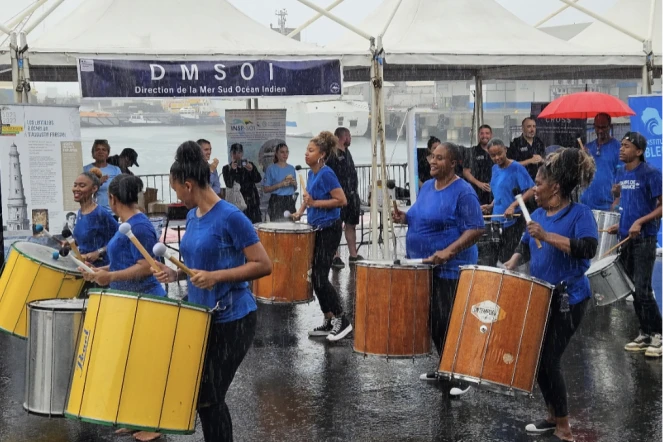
[
  {"x1": 0, "y1": 241, "x2": 84, "y2": 338},
  {"x1": 65, "y1": 289, "x2": 211, "y2": 434}
]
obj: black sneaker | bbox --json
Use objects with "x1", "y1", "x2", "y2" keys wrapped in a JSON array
[
  {"x1": 327, "y1": 315, "x2": 352, "y2": 341},
  {"x1": 332, "y1": 257, "x2": 345, "y2": 269},
  {"x1": 525, "y1": 420, "x2": 556, "y2": 434},
  {"x1": 348, "y1": 255, "x2": 364, "y2": 264},
  {"x1": 308, "y1": 317, "x2": 333, "y2": 337}
]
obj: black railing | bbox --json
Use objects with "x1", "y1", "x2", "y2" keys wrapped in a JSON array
[{"x1": 137, "y1": 163, "x2": 410, "y2": 207}]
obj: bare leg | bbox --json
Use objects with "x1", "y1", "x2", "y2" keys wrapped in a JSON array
[
  {"x1": 554, "y1": 416, "x2": 574, "y2": 441},
  {"x1": 345, "y1": 224, "x2": 358, "y2": 257}
]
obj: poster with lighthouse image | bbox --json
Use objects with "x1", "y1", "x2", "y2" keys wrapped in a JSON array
[{"x1": 0, "y1": 105, "x2": 82, "y2": 259}]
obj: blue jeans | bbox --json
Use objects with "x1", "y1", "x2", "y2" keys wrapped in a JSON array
[{"x1": 619, "y1": 236, "x2": 661, "y2": 335}]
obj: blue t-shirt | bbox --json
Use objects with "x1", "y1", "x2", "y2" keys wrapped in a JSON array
[
  {"x1": 306, "y1": 166, "x2": 341, "y2": 228},
  {"x1": 180, "y1": 200, "x2": 259, "y2": 323},
  {"x1": 83, "y1": 163, "x2": 122, "y2": 210},
  {"x1": 616, "y1": 162, "x2": 662, "y2": 239},
  {"x1": 210, "y1": 169, "x2": 221, "y2": 194},
  {"x1": 73, "y1": 205, "x2": 118, "y2": 266},
  {"x1": 580, "y1": 138, "x2": 621, "y2": 210},
  {"x1": 406, "y1": 179, "x2": 484, "y2": 279},
  {"x1": 522, "y1": 203, "x2": 597, "y2": 305},
  {"x1": 106, "y1": 212, "x2": 165, "y2": 296},
  {"x1": 265, "y1": 163, "x2": 297, "y2": 196},
  {"x1": 490, "y1": 161, "x2": 534, "y2": 227}
]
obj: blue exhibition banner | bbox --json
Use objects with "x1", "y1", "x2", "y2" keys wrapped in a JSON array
[
  {"x1": 78, "y1": 58, "x2": 342, "y2": 99},
  {"x1": 628, "y1": 94, "x2": 663, "y2": 246}
]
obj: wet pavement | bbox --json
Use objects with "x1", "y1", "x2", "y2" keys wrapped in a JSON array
[{"x1": 0, "y1": 250, "x2": 661, "y2": 442}]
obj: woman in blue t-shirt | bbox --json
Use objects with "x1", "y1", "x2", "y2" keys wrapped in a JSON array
[
  {"x1": 393, "y1": 141, "x2": 484, "y2": 396},
  {"x1": 81, "y1": 174, "x2": 165, "y2": 297},
  {"x1": 154, "y1": 141, "x2": 272, "y2": 442},
  {"x1": 292, "y1": 131, "x2": 351, "y2": 342},
  {"x1": 83, "y1": 139, "x2": 122, "y2": 211},
  {"x1": 72, "y1": 168, "x2": 118, "y2": 267},
  {"x1": 504, "y1": 148, "x2": 598, "y2": 442},
  {"x1": 481, "y1": 138, "x2": 535, "y2": 266},
  {"x1": 263, "y1": 143, "x2": 297, "y2": 221},
  {"x1": 607, "y1": 132, "x2": 662, "y2": 357}
]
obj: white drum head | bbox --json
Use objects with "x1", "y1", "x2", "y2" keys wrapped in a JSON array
[
  {"x1": 357, "y1": 259, "x2": 431, "y2": 269},
  {"x1": 12, "y1": 242, "x2": 82, "y2": 273},
  {"x1": 459, "y1": 265, "x2": 555, "y2": 289},
  {"x1": 256, "y1": 222, "x2": 314, "y2": 233},
  {"x1": 586, "y1": 255, "x2": 620, "y2": 274},
  {"x1": 28, "y1": 298, "x2": 87, "y2": 311}
]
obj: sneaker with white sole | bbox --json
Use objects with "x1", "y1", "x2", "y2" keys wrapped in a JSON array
[
  {"x1": 449, "y1": 386, "x2": 471, "y2": 397},
  {"x1": 327, "y1": 315, "x2": 352, "y2": 341},
  {"x1": 419, "y1": 372, "x2": 438, "y2": 381},
  {"x1": 645, "y1": 333, "x2": 662, "y2": 358},
  {"x1": 525, "y1": 420, "x2": 556, "y2": 434},
  {"x1": 625, "y1": 331, "x2": 651, "y2": 352},
  {"x1": 308, "y1": 317, "x2": 333, "y2": 337}
]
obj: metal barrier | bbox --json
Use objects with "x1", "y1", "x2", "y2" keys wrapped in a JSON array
[{"x1": 138, "y1": 163, "x2": 410, "y2": 206}]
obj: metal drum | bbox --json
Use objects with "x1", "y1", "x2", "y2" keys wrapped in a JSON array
[
  {"x1": 586, "y1": 255, "x2": 634, "y2": 306},
  {"x1": 477, "y1": 222, "x2": 501, "y2": 267},
  {"x1": 24, "y1": 298, "x2": 87, "y2": 416},
  {"x1": 593, "y1": 210, "x2": 620, "y2": 263}
]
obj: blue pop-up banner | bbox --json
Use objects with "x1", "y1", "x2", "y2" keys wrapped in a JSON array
[
  {"x1": 78, "y1": 58, "x2": 342, "y2": 99},
  {"x1": 628, "y1": 94, "x2": 663, "y2": 247}
]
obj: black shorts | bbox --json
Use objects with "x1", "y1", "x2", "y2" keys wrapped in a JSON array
[{"x1": 340, "y1": 192, "x2": 361, "y2": 225}]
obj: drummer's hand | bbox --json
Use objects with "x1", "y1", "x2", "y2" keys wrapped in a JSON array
[
  {"x1": 480, "y1": 204, "x2": 492, "y2": 215},
  {"x1": 303, "y1": 194, "x2": 316, "y2": 208},
  {"x1": 628, "y1": 221, "x2": 642, "y2": 239},
  {"x1": 190, "y1": 270, "x2": 217, "y2": 290},
  {"x1": 152, "y1": 261, "x2": 177, "y2": 283},
  {"x1": 611, "y1": 183, "x2": 621, "y2": 199},
  {"x1": 606, "y1": 223, "x2": 619, "y2": 235},
  {"x1": 91, "y1": 269, "x2": 113, "y2": 286},
  {"x1": 392, "y1": 208, "x2": 406, "y2": 224},
  {"x1": 526, "y1": 221, "x2": 547, "y2": 241},
  {"x1": 424, "y1": 249, "x2": 454, "y2": 265},
  {"x1": 503, "y1": 256, "x2": 519, "y2": 271},
  {"x1": 80, "y1": 266, "x2": 96, "y2": 281},
  {"x1": 291, "y1": 212, "x2": 302, "y2": 222},
  {"x1": 504, "y1": 205, "x2": 516, "y2": 219},
  {"x1": 81, "y1": 250, "x2": 101, "y2": 263},
  {"x1": 479, "y1": 181, "x2": 491, "y2": 192}
]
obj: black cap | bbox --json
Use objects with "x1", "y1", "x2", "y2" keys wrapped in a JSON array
[
  {"x1": 622, "y1": 132, "x2": 647, "y2": 152},
  {"x1": 120, "y1": 148, "x2": 139, "y2": 167}
]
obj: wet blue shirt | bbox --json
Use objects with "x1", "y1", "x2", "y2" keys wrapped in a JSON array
[
  {"x1": 580, "y1": 138, "x2": 621, "y2": 210},
  {"x1": 180, "y1": 200, "x2": 258, "y2": 323},
  {"x1": 210, "y1": 169, "x2": 221, "y2": 194},
  {"x1": 406, "y1": 179, "x2": 484, "y2": 279},
  {"x1": 83, "y1": 163, "x2": 122, "y2": 211},
  {"x1": 73, "y1": 205, "x2": 118, "y2": 266},
  {"x1": 266, "y1": 163, "x2": 297, "y2": 196},
  {"x1": 306, "y1": 166, "x2": 341, "y2": 228},
  {"x1": 616, "y1": 162, "x2": 662, "y2": 239},
  {"x1": 490, "y1": 161, "x2": 534, "y2": 228},
  {"x1": 522, "y1": 203, "x2": 597, "y2": 305},
  {"x1": 107, "y1": 213, "x2": 165, "y2": 296}
]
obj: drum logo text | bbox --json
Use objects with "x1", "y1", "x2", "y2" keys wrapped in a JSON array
[
  {"x1": 471, "y1": 301, "x2": 504, "y2": 324},
  {"x1": 76, "y1": 328, "x2": 90, "y2": 372}
]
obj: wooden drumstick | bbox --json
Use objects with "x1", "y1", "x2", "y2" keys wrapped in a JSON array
[
  {"x1": 577, "y1": 137, "x2": 587, "y2": 152},
  {"x1": 483, "y1": 214, "x2": 521, "y2": 219},
  {"x1": 602, "y1": 237, "x2": 630, "y2": 258},
  {"x1": 299, "y1": 175, "x2": 308, "y2": 197},
  {"x1": 513, "y1": 188, "x2": 542, "y2": 249},
  {"x1": 118, "y1": 223, "x2": 161, "y2": 272},
  {"x1": 61, "y1": 228, "x2": 84, "y2": 260},
  {"x1": 153, "y1": 243, "x2": 196, "y2": 277}
]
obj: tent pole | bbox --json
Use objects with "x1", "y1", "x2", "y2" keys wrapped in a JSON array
[
  {"x1": 476, "y1": 74, "x2": 483, "y2": 140},
  {"x1": 642, "y1": 65, "x2": 651, "y2": 94},
  {"x1": 295, "y1": 0, "x2": 372, "y2": 41},
  {"x1": 0, "y1": 21, "x2": 13, "y2": 36},
  {"x1": 647, "y1": 0, "x2": 656, "y2": 40},
  {"x1": 23, "y1": 0, "x2": 67, "y2": 35},
  {"x1": 534, "y1": 0, "x2": 579, "y2": 28},
  {"x1": 19, "y1": 32, "x2": 32, "y2": 104},
  {"x1": 405, "y1": 109, "x2": 417, "y2": 205},
  {"x1": 379, "y1": 0, "x2": 403, "y2": 37},
  {"x1": 10, "y1": 33, "x2": 21, "y2": 103},
  {"x1": 5, "y1": 0, "x2": 48, "y2": 31},
  {"x1": 369, "y1": 55, "x2": 379, "y2": 258},
  {"x1": 376, "y1": 39, "x2": 391, "y2": 260},
  {"x1": 288, "y1": 0, "x2": 345, "y2": 38},
  {"x1": 557, "y1": 0, "x2": 646, "y2": 42}
]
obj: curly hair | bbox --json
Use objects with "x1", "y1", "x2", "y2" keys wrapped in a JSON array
[
  {"x1": 538, "y1": 147, "x2": 596, "y2": 198},
  {"x1": 310, "y1": 131, "x2": 338, "y2": 160}
]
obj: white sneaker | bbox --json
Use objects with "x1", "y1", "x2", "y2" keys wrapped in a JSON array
[
  {"x1": 326, "y1": 315, "x2": 352, "y2": 341},
  {"x1": 449, "y1": 386, "x2": 471, "y2": 397},
  {"x1": 625, "y1": 295, "x2": 634, "y2": 302},
  {"x1": 625, "y1": 331, "x2": 650, "y2": 352},
  {"x1": 645, "y1": 333, "x2": 662, "y2": 358}
]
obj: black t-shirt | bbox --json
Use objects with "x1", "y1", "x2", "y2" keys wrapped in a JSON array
[
  {"x1": 326, "y1": 148, "x2": 358, "y2": 194},
  {"x1": 464, "y1": 144, "x2": 493, "y2": 205},
  {"x1": 508, "y1": 135, "x2": 545, "y2": 180},
  {"x1": 417, "y1": 148, "x2": 431, "y2": 183}
]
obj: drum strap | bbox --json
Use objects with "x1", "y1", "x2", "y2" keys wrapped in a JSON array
[{"x1": 553, "y1": 281, "x2": 570, "y2": 314}]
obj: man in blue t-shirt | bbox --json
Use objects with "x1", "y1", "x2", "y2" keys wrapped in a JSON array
[{"x1": 580, "y1": 113, "x2": 621, "y2": 210}]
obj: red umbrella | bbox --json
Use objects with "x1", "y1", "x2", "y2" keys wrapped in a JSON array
[{"x1": 537, "y1": 91, "x2": 635, "y2": 119}]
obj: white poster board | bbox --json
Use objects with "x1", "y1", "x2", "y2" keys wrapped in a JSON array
[{"x1": 1, "y1": 105, "x2": 82, "y2": 258}]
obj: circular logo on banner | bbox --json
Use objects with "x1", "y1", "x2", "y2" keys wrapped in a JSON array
[{"x1": 330, "y1": 83, "x2": 340, "y2": 94}]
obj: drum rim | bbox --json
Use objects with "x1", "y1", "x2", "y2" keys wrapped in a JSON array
[
  {"x1": 458, "y1": 265, "x2": 555, "y2": 290},
  {"x1": 86, "y1": 289, "x2": 211, "y2": 313},
  {"x1": 356, "y1": 260, "x2": 432, "y2": 269},
  {"x1": 254, "y1": 222, "x2": 314, "y2": 232},
  {"x1": 27, "y1": 298, "x2": 88, "y2": 311},
  {"x1": 586, "y1": 254, "x2": 620, "y2": 273},
  {"x1": 10, "y1": 242, "x2": 83, "y2": 275},
  {"x1": 63, "y1": 412, "x2": 195, "y2": 435}
]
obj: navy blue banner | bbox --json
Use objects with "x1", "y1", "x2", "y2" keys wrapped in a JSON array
[{"x1": 78, "y1": 59, "x2": 342, "y2": 98}]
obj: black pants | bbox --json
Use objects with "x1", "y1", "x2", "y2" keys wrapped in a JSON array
[
  {"x1": 619, "y1": 236, "x2": 661, "y2": 335},
  {"x1": 497, "y1": 217, "x2": 525, "y2": 264},
  {"x1": 312, "y1": 220, "x2": 343, "y2": 316},
  {"x1": 537, "y1": 297, "x2": 587, "y2": 418},
  {"x1": 198, "y1": 311, "x2": 257, "y2": 442},
  {"x1": 268, "y1": 194, "x2": 296, "y2": 222},
  {"x1": 431, "y1": 277, "x2": 459, "y2": 356}
]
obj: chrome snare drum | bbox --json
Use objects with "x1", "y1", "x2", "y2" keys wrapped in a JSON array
[
  {"x1": 586, "y1": 255, "x2": 634, "y2": 306},
  {"x1": 592, "y1": 210, "x2": 621, "y2": 263}
]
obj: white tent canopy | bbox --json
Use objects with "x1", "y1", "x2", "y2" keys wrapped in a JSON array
[
  {"x1": 569, "y1": 0, "x2": 661, "y2": 66},
  {"x1": 329, "y1": 0, "x2": 650, "y2": 81},
  {"x1": 3, "y1": 0, "x2": 364, "y2": 82}
]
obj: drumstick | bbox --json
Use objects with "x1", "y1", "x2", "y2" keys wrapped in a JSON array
[
  {"x1": 483, "y1": 214, "x2": 521, "y2": 219},
  {"x1": 577, "y1": 137, "x2": 587, "y2": 152},
  {"x1": 395, "y1": 258, "x2": 423, "y2": 266},
  {"x1": 118, "y1": 223, "x2": 161, "y2": 272},
  {"x1": 70, "y1": 255, "x2": 96, "y2": 274},
  {"x1": 598, "y1": 229, "x2": 611, "y2": 233},
  {"x1": 602, "y1": 237, "x2": 630, "y2": 258},
  {"x1": 299, "y1": 175, "x2": 307, "y2": 197},
  {"x1": 513, "y1": 188, "x2": 542, "y2": 249},
  {"x1": 61, "y1": 228, "x2": 84, "y2": 260},
  {"x1": 153, "y1": 243, "x2": 196, "y2": 277}
]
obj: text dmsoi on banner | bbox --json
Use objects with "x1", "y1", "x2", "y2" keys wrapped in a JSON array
[{"x1": 77, "y1": 59, "x2": 343, "y2": 99}]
